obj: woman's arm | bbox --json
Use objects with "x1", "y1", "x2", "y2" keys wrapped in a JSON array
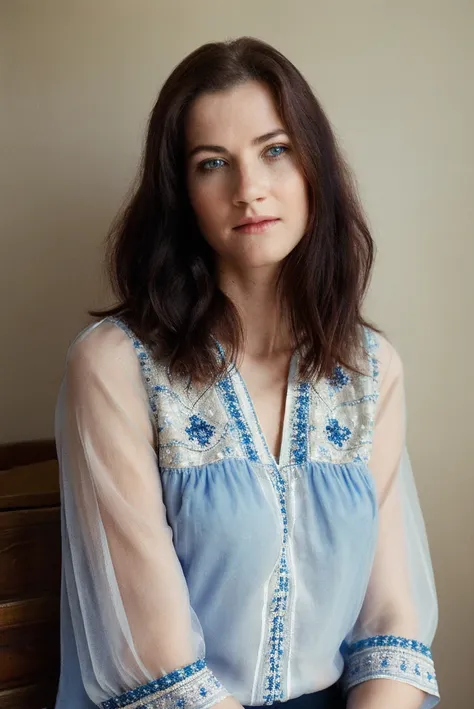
[
  {"x1": 57, "y1": 320, "x2": 238, "y2": 709},
  {"x1": 347, "y1": 678, "x2": 426, "y2": 709},
  {"x1": 342, "y1": 336, "x2": 439, "y2": 709}
]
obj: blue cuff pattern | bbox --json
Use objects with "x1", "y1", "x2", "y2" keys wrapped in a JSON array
[
  {"x1": 343, "y1": 635, "x2": 440, "y2": 704},
  {"x1": 100, "y1": 659, "x2": 229, "y2": 709}
]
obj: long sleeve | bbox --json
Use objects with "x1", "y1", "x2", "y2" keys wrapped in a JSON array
[
  {"x1": 341, "y1": 338, "x2": 440, "y2": 707},
  {"x1": 55, "y1": 320, "x2": 230, "y2": 709}
]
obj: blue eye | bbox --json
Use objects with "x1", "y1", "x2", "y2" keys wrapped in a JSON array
[
  {"x1": 199, "y1": 158, "x2": 226, "y2": 172},
  {"x1": 266, "y1": 144, "x2": 288, "y2": 158}
]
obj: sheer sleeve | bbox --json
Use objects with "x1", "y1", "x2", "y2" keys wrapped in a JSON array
[
  {"x1": 55, "y1": 320, "x2": 230, "y2": 709},
  {"x1": 342, "y1": 337, "x2": 440, "y2": 707}
]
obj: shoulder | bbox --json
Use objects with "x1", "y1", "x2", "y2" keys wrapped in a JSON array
[
  {"x1": 59, "y1": 319, "x2": 155, "y2": 441},
  {"x1": 65, "y1": 318, "x2": 141, "y2": 383},
  {"x1": 365, "y1": 329, "x2": 404, "y2": 401}
]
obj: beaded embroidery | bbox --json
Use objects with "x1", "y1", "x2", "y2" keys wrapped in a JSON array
[
  {"x1": 214, "y1": 358, "x2": 298, "y2": 704},
  {"x1": 107, "y1": 317, "x2": 381, "y2": 470},
  {"x1": 307, "y1": 329, "x2": 380, "y2": 465},
  {"x1": 329, "y1": 365, "x2": 351, "y2": 393},
  {"x1": 107, "y1": 317, "x2": 242, "y2": 468},
  {"x1": 185, "y1": 415, "x2": 216, "y2": 447},
  {"x1": 325, "y1": 418, "x2": 352, "y2": 448},
  {"x1": 290, "y1": 382, "x2": 311, "y2": 466},
  {"x1": 215, "y1": 374, "x2": 260, "y2": 463},
  {"x1": 261, "y1": 467, "x2": 291, "y2": 704},
  {"x1": 343, "y1": 634, "x2": 439, "y2": 700},
  {"x1": 100, "y1": 659, "x2": 229, "y2": 709}
]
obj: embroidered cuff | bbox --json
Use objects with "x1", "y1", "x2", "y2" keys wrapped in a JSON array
[
  {"x1": 342, "y1": 635, "x2": 440, "y2": 705},
  {"x1": 100, "y1": 658, "x2": 229, "y2": 709}
]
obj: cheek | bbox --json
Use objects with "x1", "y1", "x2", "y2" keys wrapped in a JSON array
[
  {"x1": 281, "y1": 173, "x2": 309, "y2": 224},
  {"x1": 273, "y1": 161, "x2": 307, "y2": 205},
  {"x1": 188, "y1": 180, "x2": 227, "y2": 229},
  {"x1": 188, "y1": 184, "x2": 231, "y2": 253}
]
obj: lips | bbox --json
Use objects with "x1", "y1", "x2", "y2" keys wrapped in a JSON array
[
  {"x1": 233, "y1": 218, "x2": 280, "y2": 234},
  {"x1": 234, "y1": 215, "x2": 278, "y2": 228}
]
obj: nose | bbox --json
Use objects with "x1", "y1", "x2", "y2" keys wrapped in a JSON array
[{"x1": 232, "y1": 161, "x2": 267, "y2": 207}]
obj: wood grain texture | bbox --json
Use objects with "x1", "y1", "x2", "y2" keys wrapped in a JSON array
[
  {"x1": 0, "y1": 681, "x2": 58, "y2": 709},
  {"x1": 0, "y1": 597, "x2": 59, "y2": 628},
  {"x1": 0, "y1": 616, "x2": 60, "y2": 690},
  {"x1": 0, "y1": 441, "x2": 57, "y2": 471},
  {"x1": 0, "y1": 507, "x2": 61, "y2": 602},
  {"x1": 0, "y1": 441, "x2": 61, "y2": 708},
  {"x1": 0, "y1": 461, "x2": 59, "y2": 510}
]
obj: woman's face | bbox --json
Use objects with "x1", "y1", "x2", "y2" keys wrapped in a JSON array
[{"x1": 185, "y1": 81, "x2": 309, "y2": 271}]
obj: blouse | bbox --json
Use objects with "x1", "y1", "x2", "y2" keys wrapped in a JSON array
[{"x1": 53, "y1": 316, "x2": 440, "y2": 709}]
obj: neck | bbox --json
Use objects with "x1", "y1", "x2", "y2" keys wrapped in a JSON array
[{"x1": 217, "y1": 261, "x2": 293, "y2": 358}]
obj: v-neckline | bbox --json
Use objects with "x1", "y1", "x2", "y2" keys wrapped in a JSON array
[{"x1": 227, "y1": 350, "x2": 299, "y2": 469}]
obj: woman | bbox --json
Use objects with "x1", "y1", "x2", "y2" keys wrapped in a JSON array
[{"x1": 54, "y1": 37, "x2": 440, "y2": 709}]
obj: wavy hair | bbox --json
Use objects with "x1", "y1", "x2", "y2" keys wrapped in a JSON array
[{"x1": 91, "y1": 37, "x2": 379, "y2": 383}]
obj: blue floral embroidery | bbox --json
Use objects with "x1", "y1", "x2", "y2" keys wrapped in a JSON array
[
  {"x1": 343, "y1": 634, "x2": 439, "y2": 700},
  {"x1": 328, "y1": 365, "x2": 350, "y2": 392},
  {"x1": 264, "y1": 469, "x2": 289, "y2": 704},
  {"x1": 326, "y1": 418, "x2": 351, "y2": 447},
  {"x1": 101, "y1": 659, "x2": 206, "y2": 708},
  {"x1": 185, "y1": 414, "x2": 215, "y2": 447},
  {"x1": 346, "y1": 635, "x2": 433, "y2": 658},
  {"x1": 216, "y1": 375, "x2": 260, "y2": 463},
  {"x1": 100, "y1": 658, "x2": 229, "y2": 709},
  {"x1": 291, "y1": 382, "x2": 310, "y2": 465}
]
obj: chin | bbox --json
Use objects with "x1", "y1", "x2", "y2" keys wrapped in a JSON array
[
  {"x1": 237, "y1": 249, "x2": 294, "y2": 270},
  {"x1": 247, "y1": 240, "x2": 299, "y2": 263}
]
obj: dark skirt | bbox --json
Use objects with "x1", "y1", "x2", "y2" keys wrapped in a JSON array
[{"x1": 244, "y1": 683, "x2": 345, "y2": 709}]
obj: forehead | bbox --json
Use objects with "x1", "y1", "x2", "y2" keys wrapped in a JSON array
[{"x1": 185, "y1": 81, "x2": 283, "y2": 147}]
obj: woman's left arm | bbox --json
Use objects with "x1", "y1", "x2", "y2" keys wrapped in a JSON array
[
  {"x1": 343, "y1": 337, "x2": 440, "y2": 709},
  {"x1": 347, "y1": 678, "x2": 426, "y2": 709}
]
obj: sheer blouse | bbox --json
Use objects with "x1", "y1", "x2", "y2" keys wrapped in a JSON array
[{"x1": 54, "y1": 317, "x2": 439, "y2": 709}]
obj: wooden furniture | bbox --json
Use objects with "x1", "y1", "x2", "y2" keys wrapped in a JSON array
[{"x1": 0, "y1": 441, "x2": 60, "y2": 709}]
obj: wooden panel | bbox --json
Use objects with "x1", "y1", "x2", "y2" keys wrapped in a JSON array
[
  {"x1": 0, "y1": 461, "x2": 59, "y2": 511},
  {"x1": 0, "y1": 597, "x2": 59, "y2": 628},
  {"x1": 0, "y1": 440, "x2": 57, "y2": 472},
  {"x1": 0, "y1": 442, "x2": 62, "y2": 708},
  {"x1": 0, "y1": 598, "x2": 60, "y2": 692},
  {"x1": 0, "y1": 680, "x2": 58, "y2": 709},
  {"x1": 0, "y1": 605, "x2": 60, "y2": 690},
  {"x1": 0, "y1": 508, "x2": 61, "y2": 603}
]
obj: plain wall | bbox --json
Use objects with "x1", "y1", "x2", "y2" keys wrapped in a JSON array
[{"x1": 1, "y1": 1, "x2": 473, "y2": 706}]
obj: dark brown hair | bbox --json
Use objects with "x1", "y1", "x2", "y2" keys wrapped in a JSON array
[{"x1": 91, "y1": 36, "x2": 379, "y2": 383}]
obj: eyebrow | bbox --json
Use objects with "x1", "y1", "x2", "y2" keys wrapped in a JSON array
[{"x1": 187, "y1": 129, "x2": 288, "y2": 159}]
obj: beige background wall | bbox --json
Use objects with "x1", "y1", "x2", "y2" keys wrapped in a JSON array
[{"x1": 1, "y1": 1, "x2": 473, "y2": 706}]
